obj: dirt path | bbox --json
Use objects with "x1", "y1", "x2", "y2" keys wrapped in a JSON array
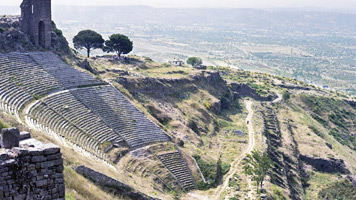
[
  {"x1": 213, "y1": 100, "x2": 256, "y2": 199},
  {"x1": 184, "y1": 101, "x2": 256, "y2": 200},
  {"x1": 272, "y1": 91, "x2": 283, "y2": 103}
]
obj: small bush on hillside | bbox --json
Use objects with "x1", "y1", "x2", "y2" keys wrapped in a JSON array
[
  {"x1": 193, "y1": 155, "x2": 230, "y2": 190},
  {"x1": 310, "y1": 114, "x2": 328, "y2": 127},
  {"x1": 205, "y1": 102, "x2": 211, "y2": 110},
  {"x1": 188, "y1": 119, "x2": 199, "y2": 135},
  {"x1": 161, "y1": 63, "x2": 171, "y2": 67},
  {"x1": 147, "y1": 105, "x2": 172, "y2": 125},
  {"x1": 282, "y1": 91, "x2": 290, "y2": 101},
  {"x1": 269, "y1": 185, "x2": 287, "y2": 200},
  {"x1": 220, "y1": 96, "x2": 231, "y2": 110},
  {"x1": 318, "y1": 179, "x2": 356, "y2": 200},
  {"x1": 0, "y1": 120, "x2": 8, "y2": 130}
]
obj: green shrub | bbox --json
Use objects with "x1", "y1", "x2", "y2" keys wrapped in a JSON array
[
  {"x1": 0, "y1": 27, "x2": 5, "y2": 33},
  {"x1": 193, "y1": 155, "x2": 230, "y2": 190},
  {"x1": 205, "y1": 102, "x2": 211, "y2": 110},
  {"x1": 310, "y1": 114, "x2": 328, "y2": 127},
  {"x1": 161, "y1": 63, "x2": 171, "y2": 67},
  {"x1": 188, "y1": 119, "x2": 199, "y2": 134},
  {"x1": 0, "y1": 120, "x2": 8, "y2": 130},
  {"x1": 308, "y1": 126, "x2": 324, "y2": 138},
  {"x1": 318, "y1": 179, "x2": 356, "y2": 200},
  {"x1": 282, "y1": 91, "x2": 290, "y2": 101},
  {"x1": 65, "y1": 194, "x2": 76, "y2": 200},
  {"x1": 270, "y1": 185, "x2": 286, "y2": 200}
]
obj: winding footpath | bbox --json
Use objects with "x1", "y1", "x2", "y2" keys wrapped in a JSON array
[
  {"x1": 213, "y1": 100, "x2": 256, "y2": 199},
  {"x1": 185, "y1": 100, "x2": 256, "y2": 200}
]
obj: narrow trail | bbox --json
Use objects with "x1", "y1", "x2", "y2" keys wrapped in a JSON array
[
  {"x1": 213, "y1": 100, "x2": 256, "y2": 200},
  {"x1": 272, "y1": 91, "x2": 283, "y2": 104},
  {"x1": 184, "y1": 101, "x2": 256, "y2": 200}
]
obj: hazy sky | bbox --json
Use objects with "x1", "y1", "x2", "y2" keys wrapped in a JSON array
[{"x1": 1, "y1": 0, "x2": 355, "y2": 10}]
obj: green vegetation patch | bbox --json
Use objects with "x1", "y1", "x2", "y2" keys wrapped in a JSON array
[
  {"x1": 300, "y1": 94, "x2": 356, "y2": 150},
  {"x1": 318, "y1": 179, "x2": 356, "y2": 200},
  {"x1": 193, "y1": 155, "x2": 230, "y2": 190},
  {"x1": 0, "y1": 119, "x2": 8, "y2": 130}
]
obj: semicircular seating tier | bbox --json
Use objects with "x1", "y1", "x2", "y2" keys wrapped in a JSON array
[{"x1": 0, "y1": 51, "x2": 195, "y2": 191}]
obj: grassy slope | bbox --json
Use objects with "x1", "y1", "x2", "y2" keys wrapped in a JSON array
[
  {"x1": 88, "y1": 55, "x2": 356, "y2": 199},
  {"x1": 2, "y1": 52, "x2": 356, "y2": 199}
]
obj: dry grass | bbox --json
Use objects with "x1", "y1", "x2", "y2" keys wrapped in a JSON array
[{"x1": 64, "y1": 166, "x2": 125, "y2": 200}]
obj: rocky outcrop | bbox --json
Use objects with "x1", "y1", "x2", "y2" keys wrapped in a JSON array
[
  {"x1": 115, "y1": 71, "x2": 228, "y2": 98},
  {"x1": 230, "y1": 83, "x2": 277, "y2": 101},
  {"x1": 300, "y1": 155, "x2": 350, "y2": 174},
  {"x1": 79, "y1": 59, "x2": 98, "y2": 75},
  {"x1": 346, "y1": 175, "x2": 356, "y2": 188},
  {"x1": 0, "y1": 16, "x2": 72, "y2": 56},
  {"x1": 75, "y1": 166, "x2": 159, "y2": 200},
  {"x1": 0, "y1": 16, "x2": 36, "y2": 53}
]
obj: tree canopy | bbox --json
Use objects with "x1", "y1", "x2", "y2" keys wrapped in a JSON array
[
  {"x1": 243, "y1": 150, "x2": 272, "y2": 193},
  {"x1": 283, "y1": 91, "x2": 291, "y2": 101},
  {"x1": 103, "y1": 34, "x2": 133, "y2": 57},
  {"x1": 187, "y1": 57, "x2": 203, "y2": 67},
  {"x1": 73, "y1": 30, "x2": 104, "y2": 57}
]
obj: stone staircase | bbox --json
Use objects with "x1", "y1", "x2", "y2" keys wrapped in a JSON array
[{"x1": 156, "y1": 151, "x2": 196, "y2": 191}]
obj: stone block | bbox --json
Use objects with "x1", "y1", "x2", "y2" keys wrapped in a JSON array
[
  {"x1": 19, "y1": 132, "x2": 31, "y2": 141},
  {"x1": 53, "y1": 159, "x2": 63, "y2": 166},
  {"x1": 55, "y1": 165, "x2": 64, "y2": 173},
  {"x1": 13, "y1": 194, "x2": 26, "y2": 200},
  {"x1": 46, "y1": 153, "x2": 62, "y2": 161},
  {"x1": 43, "y1": 144, "x2": 60, "y2": 155},
  {"x1": 28, "y1": 148, "x2": 43, "y2": 156},
  {"x1": 1, "y1": 128, "x2": 20, "y2": 149},
  {"x1": 31, "y1": 156, "x2": 46, "y2": 163},
  {"x1": 36, "y1": 179, "x2": 48, "y2": 187}
]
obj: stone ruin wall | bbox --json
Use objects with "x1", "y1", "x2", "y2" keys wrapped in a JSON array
[{"x1": 0, "y1": 128, "x2": 65, "y2": 200}]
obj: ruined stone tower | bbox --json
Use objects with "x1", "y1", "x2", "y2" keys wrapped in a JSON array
[{"x1": 20, "y1": 0, "x2": 52, "y2": 48}]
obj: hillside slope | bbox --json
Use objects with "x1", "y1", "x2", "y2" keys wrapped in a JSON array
[{"x1": 87, "y1": 55, "x2": 356, "y2": 199}]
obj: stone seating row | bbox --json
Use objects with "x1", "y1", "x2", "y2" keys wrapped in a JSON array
[
  {"x1": 71, "y1": 86, "x2": 170, "y2": 149},
  {"x1": 29, "y1": 52, "x2": 103, "y2": 89},
  {"x1": 0, "y1": 53, "x2": 62, "y2": 96},
  {"x1": 157, "y1": 152, "x2": 196, "y2": 191},
  {"x1": 28, "y1": 101, "x2": 106, "y2": 158},
  {"x1": 41, "y1": 92, "x2": 123, "y2": 145},
  {"x1": 0, "y1": 77, "x2": 33, "y2": 114}
]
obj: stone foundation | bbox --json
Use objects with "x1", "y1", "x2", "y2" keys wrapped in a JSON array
[{"x1": 0, "y1": 128, "x2": 65, "y2": 200}]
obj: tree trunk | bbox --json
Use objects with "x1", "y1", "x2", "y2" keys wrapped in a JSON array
[
  {"x1": 87, "y1": 48, "x2": 90, "y2": 58},
  {"x1": 117, "y1": 51, "x2": 122, "y2": 59}
]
